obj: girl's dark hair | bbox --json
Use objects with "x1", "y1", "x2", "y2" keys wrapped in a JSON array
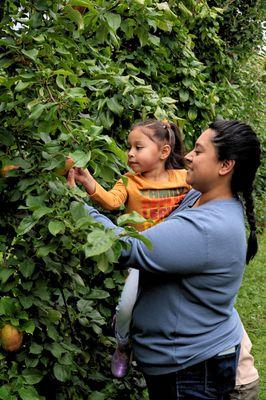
[
  {"x1": 132, "y1": 119, "x2": 185, "y2": 169},
  {"x1": 209, "y1": 119, "x2": 261, "y2": 264}
]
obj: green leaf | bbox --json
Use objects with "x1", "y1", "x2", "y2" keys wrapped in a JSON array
[
  {"x1": 59, "y1": 353, "x2": 73, "y2": 366},
  {"x1": 64, "y1": 5, "x2": 84, "y2": 30},
  {"x1": 84, "y1": 229, "x2": 116, "y2": 258},
  {"x1": 161, "y1": 96, "x2": 177, "y2": 104},
  {"x1": 48, "y1": 220, "x2": 65, "y2": 236},
  {"x1": 29, "y1": 343, "x2": 43, "y2": 355},
  {"x1": 19, "y1": 296, "x2": 33, "y2": 309},
  {"x1": 56, "y1": 75, "x2": 66, "y2": 90},
  {"x1": 33, "y1": 207, "x2": 53, "y2": 220},
  {"x1": 105, "y1": 13, "x2": 121, "y2": 31},
  {"x1": 0, "y1": 385, "x2": 10, "y2": 400},
  {"x1": 117, "y1": 211, "x2": 147, "y2": 226},
  {"x1": 0, "y1": 268, "x2": 14, "y2": 283},
  {"x1": 72, "y1": 273, "x2": 85, "y2": 286},
  {"x1": 18, "y1": 386, "x2": 40, "y2": 400},
  {"x1": 65, "y1": 87, "x2": 87, "y2": 99},
  {"x1": 36, "y1": 243, "x2": 57, "y2": 257},
  {"x1": 96, "y1": 254, "x2": 111, "y2": 273},
  {"x1": 29, "y1": 103, "x2": 49, "y2": 120},
  {"x1": 87, "y1": 289, "x2": 109, "y2": 300},
  {"x1": 26, "y1": 195, "x2": 45, "y2": 210},
  {"x1": 107, "y1": 97, "x2": 124, "y2": 116},
  {"x1": 149, "y1": 34, "x2": 160, "y2": 46},
  {"x1": 53, "y1": 363, "x2": 70, "y2": 382},
  {"x1": 17, "y1": 217, "x2": 37, "y2": 236},
  {"x1": 20, "y1": 260, "x2": 35, "y2": 278},
  {"x1": 121, "y1": 229, "x2": 153, "y2": 251},
  {"x1": 47, "y1": 309, "x2": 62, "y2": 323},
  {"x1": 89, "y1": 391, "x2": 106, "y2": 400},
  {"x1": 46, "y1": 324, "x2": 59, "y2": 341},
  {"x1": 15, "y1": 81, "x2": 32, "y2": 92},
  {"x1": 188, "y1": 108, "x2": 197, "y2": 121},
  {"x1": 104, "y1": 277, "x2": 115, "y2": 289},
  {"x1": 69, "y1": 150, "x2": 91, "y2": 167},
  {"x1": 21, "y1": 48, "x2": 39, "y2": 61},
  {"x1": 22, "y1": 368, "x2": 43, "y2": 384},
  {"x1": 22, "y1": 320, "x2": 35, "y2": 334},
  {"x1": 70, "y1": 201, "x2": 88, "y2": 221},
  {"x1": 0, "y1": 297, "x2": 18, "y2": 315},
  {"x1": 48, "y1": 343, "x2": 65, "y2": 358},
  {"x1": 77, "y1": 299, "x2": 93, "y2": 313},
  {"x1": 179, "y1": 89, "x2": 189, "y2": 102}
]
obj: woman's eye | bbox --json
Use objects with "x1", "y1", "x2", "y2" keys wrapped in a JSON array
[{"x1": 136, "y1": 146, "x2": 142, "y2": 150}]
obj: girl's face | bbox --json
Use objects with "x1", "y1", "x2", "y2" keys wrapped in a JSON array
[
  {"x1": 185, "y1": 129, "x2": 223, "y2": 192},
  {"x1": 127, "y1": 127, "x2": 166, "y2": 174}
]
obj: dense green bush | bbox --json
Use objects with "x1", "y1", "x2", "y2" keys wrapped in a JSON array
[
  {"x1": 0, "y1": 1, "x2": 264, "y2": 398},
  {"x1": 217, "y1": 52, "x2": 266, "y2": 227}
]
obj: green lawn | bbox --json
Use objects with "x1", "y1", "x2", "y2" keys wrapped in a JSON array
[{"x1": 235, "y1": 231, "x2": 266, "y2": 399}]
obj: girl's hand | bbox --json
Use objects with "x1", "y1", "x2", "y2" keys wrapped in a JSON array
[{"x1": 73, "y1": 167, "x2": 96, "y2": 195}]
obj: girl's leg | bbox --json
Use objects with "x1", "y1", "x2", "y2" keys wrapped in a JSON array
[
  {"x1": 115, "y1": 268, "x2": 139, "y2": 344},
  {"x1": 111, "y1": 268, "x2": 139, "y2": 378}
]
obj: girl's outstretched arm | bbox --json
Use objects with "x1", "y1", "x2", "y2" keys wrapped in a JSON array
[{"x1": 68, "y1": 167, "x2": 128, "y2": 210}]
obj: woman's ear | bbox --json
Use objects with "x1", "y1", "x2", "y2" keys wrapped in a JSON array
[
  {"x1": 160, "y1": 144, "x2": 171, "y2": 160},
  {"x1": 219, "y1": 159, "x2": 235, "y2": 176}
]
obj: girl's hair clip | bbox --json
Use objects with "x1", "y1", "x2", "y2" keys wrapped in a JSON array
[{"x1": 161, "y1": 118, "x2": 170, "y2": 129}]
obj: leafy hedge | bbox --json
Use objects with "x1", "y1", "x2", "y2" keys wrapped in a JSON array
[{"x1": 0, "y1": 1, "x2": 264, "y2": 399}]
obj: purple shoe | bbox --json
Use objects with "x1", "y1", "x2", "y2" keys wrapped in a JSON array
[{"x1": 111, "y1": 345, "x2": 131, "y2": 378}]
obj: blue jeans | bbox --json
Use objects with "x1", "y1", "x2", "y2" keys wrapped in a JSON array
[{"x1": 144, "y1": 346, "x2": 240, "y2": 400}]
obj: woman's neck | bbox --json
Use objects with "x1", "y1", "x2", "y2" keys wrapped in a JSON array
[{"x1": 195, "y1": 186, "x2": 234, "y2": 207}]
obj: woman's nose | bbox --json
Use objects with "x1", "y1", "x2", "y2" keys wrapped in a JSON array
[{"x1": 185, "y1": 151, "x2": 192, "y2": 162}]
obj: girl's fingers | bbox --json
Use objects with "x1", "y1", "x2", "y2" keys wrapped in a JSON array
[{"x1": 67, "y1": 168, "x2": 76, "y2": 188}]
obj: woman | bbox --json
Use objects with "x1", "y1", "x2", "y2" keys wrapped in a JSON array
[{"x1": 69, "y1": 120, "x2": 261, "y2": 399}]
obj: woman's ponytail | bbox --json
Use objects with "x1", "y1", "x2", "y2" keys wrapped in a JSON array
[
  {"x1": 243, "y1": 188, "x2": 258, "y2": 264},
  {"x1": 210, "y1": 119, "x2": 261, "y2": 264}
]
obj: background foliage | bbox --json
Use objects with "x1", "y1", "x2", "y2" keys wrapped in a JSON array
[{"x1": 0, "y1": 1, "x2": 265, "y2": 399}]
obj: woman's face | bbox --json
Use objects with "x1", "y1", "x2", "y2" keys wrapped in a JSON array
[{"x1": 185, "y1": 128, "x2": 222, "y2": 192}]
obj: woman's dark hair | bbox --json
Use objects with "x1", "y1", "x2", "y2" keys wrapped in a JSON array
[
  {"x1": 132, "y1": 119, "x2": 185, "y2": 169},
  {"x1": 209, "y1": 119, "x2": 261, "y2": 264}
]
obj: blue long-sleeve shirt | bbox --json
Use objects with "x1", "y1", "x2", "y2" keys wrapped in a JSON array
[{"x1": 84, "y1": 189, "x2": 246, "y2": 375}]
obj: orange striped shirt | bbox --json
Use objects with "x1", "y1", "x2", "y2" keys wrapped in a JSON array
[{"x1": 90, "y1": 169, "x2": 190, "y2": 231}]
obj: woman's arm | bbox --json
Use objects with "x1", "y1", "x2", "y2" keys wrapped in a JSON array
[{"x1": 84, "y1": 204, "x2": 207, "y2": 275}]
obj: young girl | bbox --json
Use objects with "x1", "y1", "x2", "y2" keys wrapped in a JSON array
[{"x1": 69, "y1": 119, "x2": 191, "y2": 378}]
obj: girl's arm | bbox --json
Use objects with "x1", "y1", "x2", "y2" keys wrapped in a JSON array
[
  {"x1": 73, "y1": 167, "x2": 96, "y2": 195},
  {"x1": 71, "y1": 168, "x2": 128, "y2": 210}
]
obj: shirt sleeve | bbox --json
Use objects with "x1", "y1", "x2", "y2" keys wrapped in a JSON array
[
  {"x1": 121, "y1": 214, "x2": 208, "y2": 274},
  {"x1": 84, "y1": 204, "x2": 208, "y2": 275},
  {"x1": 90, "y1": 178, "x2": 128, "y2": 210}
]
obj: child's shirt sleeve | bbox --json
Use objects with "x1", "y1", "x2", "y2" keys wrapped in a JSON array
[{"x1": 90, "y1": 178, "x2": 128, "y2": 210}]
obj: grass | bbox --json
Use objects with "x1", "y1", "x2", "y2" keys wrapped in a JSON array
[{"x1": 235, "y1": 230, "x2": 266, "y2": 399}]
